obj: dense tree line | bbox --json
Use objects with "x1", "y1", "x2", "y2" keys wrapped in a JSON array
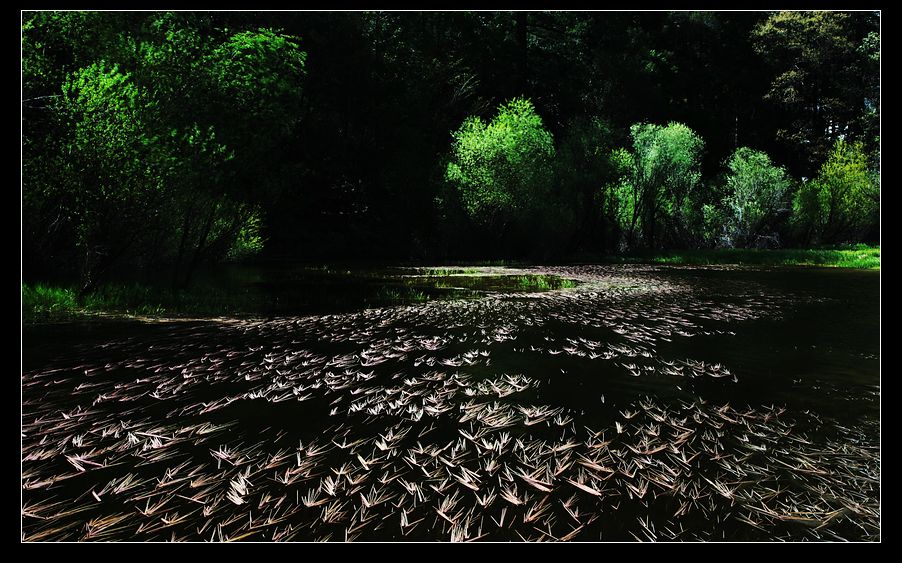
[{"x1": 22, "y1": 11, "x2": 879, "y2": 288}]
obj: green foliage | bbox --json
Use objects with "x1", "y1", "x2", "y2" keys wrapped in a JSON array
[
  {"x1": 22, "y1": 12, "x2": 879, "y2": 272},
  {"x1": 60, "y1": 62, "x2": 151, "y2": 189},
  {"x1": 631, "y1": 122, "x2": 704, "y2": 203},
  {"x1": 23, "y1": 13, "x2": 308, "y2": 289},
  {"x1": 22, "y1": 284, "x2": 80, "y2": 321},
  {"x1": 752, "y1": 11, "x2": 879, "y2": 174},
  {"x1": 206, "y1": 29, "x2": 307, "y2": 137},
  {"x1": 22, "y1": 12, "x2": 128, "y2": 100},
  {"x1": 618, "y1": 122, "x2": 705, "y2": 249},
  {"x1": 227, "y1": 208, "x2": 266, "y2": 260},
  {"x1": 515, "y1": 275, "x2": 550, "y2": 291},
  {"x1": 420, "y1": 268, "x2": 480, "y2": 276},
  {"x1": 445, "y1": 98, "x2": 555, "y2": 231},
  {"x1": 374, "y1": 286, "x2": 429, "y2": 304},
  {"x1": 611, "y1": 245, "x2": 879, "y2": 270},
  {"x1": 719, "y1": 147, "x2": 792, "y2": 247},
  {"x1": 512, "y1": 275, "x2": 579, "y2": 291},
  {"x1": 55, "y1": 61, "x2": 166, "y2": 287},
  {"x1": 698, "y1": 204, "x2": 721, "y2": 246},
  {"x1": 606, "y1": 148, "x2": 637, "y2": 248},
  {"x1": 54, "y1": 59, "x2": 162, "y2": 283},
  {"x1": 792, "y1": 139, "x2": 879, "y2": 244},
  {"x1": 23, "y1": 280, "x2": 266, "y2": 321}
]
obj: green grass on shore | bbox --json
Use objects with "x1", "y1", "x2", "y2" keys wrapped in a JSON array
[
  {"x1": 512, "y1": 275, "x2": 579, "y2": 291},
  {"x1": 22, "y1": 284, "x2": 82, "y2": 322},
  {"x1": 603, "y1": 244, "x2": 880, "y2": 270},
  {"x1": 22, "y1": 282, "x2": 256, "y2": 323}
]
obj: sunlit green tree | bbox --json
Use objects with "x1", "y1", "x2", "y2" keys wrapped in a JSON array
[
  {"x1": 621, "y1": 122, "x2": 705, "y2": 249},
  {"x1": 22, "y1": 12, "x2": 307, "y2": 289},
  {"x1": 54, "y1": 62, "x2": 166, "y2": 292},
  {"x1": 444, "y1": 98, "x2": 555, "y2": 249},
  {"x1": 793, "y1": 139, "x2": 879, "y2": 244},
  {"x1": 720, "y1": 147, "x2": 793, "y2": 247}
]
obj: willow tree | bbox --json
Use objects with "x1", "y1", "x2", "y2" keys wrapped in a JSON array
[
  {"x1": 443, "y1": 98, "x2": 556, "y2": 252},
  {"x1": 793, "y1": 139, "x2": 879, "y2": 244},
  {"x1": 720, "y1": 147, "x2": 793, "y2": 247},
  {"x1": 162, "y1": 23, "x2": 307, "y2": 287},
  {"x1": 620, "y1": 122, "x2": 705, "y2": 249},
  {"x1": 23, "y1": 12, "x2": 307, "y2": 290},
  {"x1": 55, "y1": 62, "x2": 164, "y2": 293}
]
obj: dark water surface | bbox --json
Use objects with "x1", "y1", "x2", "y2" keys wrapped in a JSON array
[{"x1": 22, "y1": 265, "x2": 879, "y2": 541}]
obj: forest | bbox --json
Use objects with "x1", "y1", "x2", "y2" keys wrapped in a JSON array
[{"x1": 23, "y1": 11, "x2": 879, "y2": 292}]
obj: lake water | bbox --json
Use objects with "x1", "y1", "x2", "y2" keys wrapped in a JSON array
[{"x1": 22, "y1": 264, "x2": 880, "y2": 541}]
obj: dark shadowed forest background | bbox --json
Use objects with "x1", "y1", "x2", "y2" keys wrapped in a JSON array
[{"x1": 22, "y1": 11, "x2": 879, "y2": 297}]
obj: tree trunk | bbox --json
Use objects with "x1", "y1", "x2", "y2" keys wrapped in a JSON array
[
  {"x1": 78, "y1": 233, "x2": 137, "y2": 299},
  {"x1": 177, "y1": 205, "x2": 217, "y2": 290},
  {"x1": 171, "y1": 204, "x2": 195, "y2": 290}
]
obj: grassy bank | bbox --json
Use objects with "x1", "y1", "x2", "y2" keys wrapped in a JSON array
[
  {"x1": 22, "y1": 284, "x2": 84, "y2": 323},
  {"x1": 602, "y1": 244, "x2": 880, "y2": 270},
  {"x1": 22, "y1": 282, "x2": 259, "y2": 324}
]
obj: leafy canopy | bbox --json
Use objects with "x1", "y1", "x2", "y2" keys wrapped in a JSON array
[
  {"x1": 721, "y1": 147, "x2": 792, "y2": 246},
  {"x1": 793, "y1": 139, "x2": 878, "y2": 243},
  {"x1": 625, "y1": 121, "x2": 705, "y2": 248},
  {"x1": 445, "y1": 97, "x2": 555, "y2": 228}
]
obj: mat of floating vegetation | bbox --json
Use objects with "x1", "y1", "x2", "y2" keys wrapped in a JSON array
[{"x1": 22, "y1": 264, "x2": 879, "y2": 541}]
